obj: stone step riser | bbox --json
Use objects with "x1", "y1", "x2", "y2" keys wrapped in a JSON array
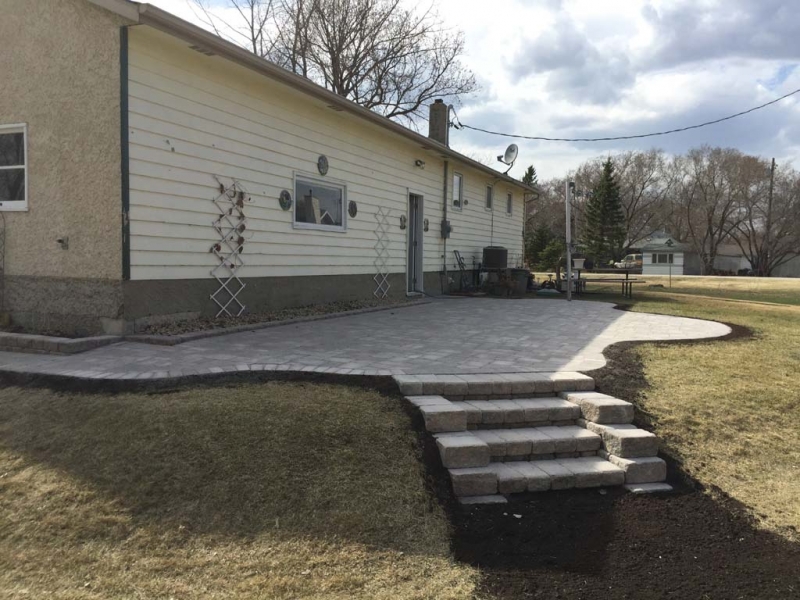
[
  {"x1": 450, "y1": 457, "x2": 626, "y2": 497},
  {"x1": 435, "y1": 426, "x2": 603, "y2": 469},
  {"x1": 469, "y1": 420, "x2": 578, "y2": 430},
  {"x1": 395, "y1": 371, "x2": 595, "y2": 398},
  {"x1": 402, "y1": 372, "x2": 671, "y2": 498},
  {"x1": 560, "y1": 391, "x2": 635, "y2": 424}
]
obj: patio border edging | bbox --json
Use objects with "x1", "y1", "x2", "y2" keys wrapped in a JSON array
[
  {"x1": 123, "y1": 299, "x2": 432, "y2": 346},
  {"x1": 0, "y1": 333, "x2": 122, "y2": 356}
]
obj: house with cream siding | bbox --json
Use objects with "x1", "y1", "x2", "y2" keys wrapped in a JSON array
[{"x1": 0, "y1": 0, "x2": 534, "y2": 335}]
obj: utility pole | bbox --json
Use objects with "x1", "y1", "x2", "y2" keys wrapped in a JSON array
[
  {"x1": 763, "y1": 158, "x2": 775, "y2": 277},
  {"x1": 565, "y1": 181, "x2": 573, "y2": 301}
]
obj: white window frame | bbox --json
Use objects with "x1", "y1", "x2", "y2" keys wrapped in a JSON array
[
  {"x1": 653, "y1": 253, "x2": 674, "y2": 264},
  {"x1": 452, "y1": 172, "x2": 464, "y2": 210},
  {"x1": 292, "y1": 172, "x2": 347, "y2": 233},
  {"x1": 0, "y1": 123, "x2": 28, "y2": 212},
  {"x1": 485, "y1": 184, "x2": 493, "y2": 211},
  {"x1": 506, "y1": 191, "x2": 513, "y2": 216}
]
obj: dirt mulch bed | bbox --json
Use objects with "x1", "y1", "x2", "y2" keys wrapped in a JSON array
[
  {"x1": 453, "y1": 487, "x2": 800, "y2": 600},
  {"x1": 139, "y1": 298, "x2": 416, "y2": 336}
]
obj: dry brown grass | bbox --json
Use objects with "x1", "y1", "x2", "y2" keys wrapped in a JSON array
[
  {"x1": 620, "y1": 291, "x2": 800, "y2": 539},
  {"x1": 571, "y1": 273, "x2": 800, "y2": 305},
  {"x1": 0, "y1": 382, "x2": 478, "y2": 599}
]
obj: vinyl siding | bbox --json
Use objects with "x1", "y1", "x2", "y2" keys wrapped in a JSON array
[
  {"x1": 643, "y1": 251, "x2": 684, "y2": 275},
  {"x1": 127, "y1": 26, "x2": 525, "y2": 282}
]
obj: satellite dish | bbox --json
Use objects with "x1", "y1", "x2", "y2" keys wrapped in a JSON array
[{"x1": 497, "y1": 143, "x2": 519, "y2": 174}]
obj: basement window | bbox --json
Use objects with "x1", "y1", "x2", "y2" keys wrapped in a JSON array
[
  {"x1": 294, "y1": 175, "x2": 346, "y2": 232},
  {"x1": 653, "y1": 253, "x2": 674, "y2": 264},
  {"x1": 0, "y1": 124, "x2": 27, "y2": 211},
  {"x1": 452, "y1": 172, "x2": 463, "y2": 209}
]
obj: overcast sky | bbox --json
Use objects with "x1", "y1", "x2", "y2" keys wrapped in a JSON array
[{"x1": 148, "y1": 0, "x2": 800, "y2": 180}]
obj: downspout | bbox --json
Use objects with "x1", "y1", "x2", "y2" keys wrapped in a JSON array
[{"x1": 442, "y1": 160, "x2": 449, "y2": 294}]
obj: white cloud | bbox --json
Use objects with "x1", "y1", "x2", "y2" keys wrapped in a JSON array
[{"x1": 147, "y1": 0, "x2": 800, "y2": 180}]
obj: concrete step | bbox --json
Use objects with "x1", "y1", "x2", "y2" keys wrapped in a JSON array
[
  {"x1": 435, "y1": 426, "x2": 602, "y2": 468},
  {"x1": 395, "y1": 371, "x2": 594, "y2": 399},
  {"x1": 449, "y1": 457, "x2": 626, "y2": 497}
]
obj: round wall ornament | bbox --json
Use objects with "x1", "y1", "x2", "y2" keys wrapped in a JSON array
[
  {"x1": 348, "y1": 200, "x2": 358, "y2": 218},
  {"x1": 279, "y1": 189, "x2": 293, "y2": 211},
  {"x1": 317, "y1": 155, "x2": 329, "y2": 175}
]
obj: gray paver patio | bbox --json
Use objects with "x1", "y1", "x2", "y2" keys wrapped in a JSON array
[{"x1": 0, "y1": 298, "x2": 730, "y2": 380}]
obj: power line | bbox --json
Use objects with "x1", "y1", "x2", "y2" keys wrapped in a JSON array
[{"x1": 451, "y1": 87, "x2": 800, "y2": 142}]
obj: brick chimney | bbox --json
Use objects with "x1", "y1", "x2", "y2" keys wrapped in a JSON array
[{"x1": 428, "y1": 99, "x2": 449, "y2": 146}]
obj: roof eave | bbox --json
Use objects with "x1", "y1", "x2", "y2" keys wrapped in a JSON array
[{"x1": 111, "y1": 2, "x2": 534, "y2": 192}]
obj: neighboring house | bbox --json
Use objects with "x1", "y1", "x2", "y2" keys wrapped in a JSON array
[
  {"x1": 0, "y1": 0, "x2": 533, "y2": 335},
  {"x1": 641, "y1": 237, "x2": 689, "y2": 276},
  {"x1": 642, "y1": 236, "x2": 751, "y2": 276},
  {"x1": 773, "y1": 255, "x2": 800, "y2": 278}
]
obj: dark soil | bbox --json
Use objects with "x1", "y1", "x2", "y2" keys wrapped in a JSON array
[{"x1": 453, "y1": 487, "x2": 800, "y2": 600}]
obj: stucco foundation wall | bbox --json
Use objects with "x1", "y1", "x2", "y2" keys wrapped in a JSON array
[
  {"x1": 5, "y1": 275, "x2": 123, "y2": 335},
  {"x1": 0, "y1": 0, "x2": 127, "y2": 331}
]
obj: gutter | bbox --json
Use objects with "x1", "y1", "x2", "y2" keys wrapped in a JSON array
[{"x1": 106, "y1": 1, "x2": 536, "y2": 193}]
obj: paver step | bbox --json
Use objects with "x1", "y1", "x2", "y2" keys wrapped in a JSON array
[
  {"x1": 449, "y1": 457, "x2": 626, "y2": 497},
  {"x1": 408, "y1": 395, "x2": 584, "y2": 433},
  {"x1": 454, "y1": 398, "x2": 581, "y2": 428},
  {"x1": 395, "y1": 371, "x2": 594, "y2": 399},
  {"x1": 434, "y1": 426, "x2": 602, "y2": 468}
]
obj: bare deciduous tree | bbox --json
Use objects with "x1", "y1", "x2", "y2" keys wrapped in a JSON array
[
  {"x1": 669, "y1": 147, "x2": 749, "y2": 274},
  {"x1": 733, "y1": 161, "x2": 800, "y2": 276},
  {"x1": 193, "y1": 0, "x2": 477, "y2": 124}
]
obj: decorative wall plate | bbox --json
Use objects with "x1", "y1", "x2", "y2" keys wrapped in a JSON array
[
  {"x1": 279, "y1": 189, "x2": 292, "y2": 210},
  {"x1": 317, "y1": 155, "x2": 329, "y2": 175}
]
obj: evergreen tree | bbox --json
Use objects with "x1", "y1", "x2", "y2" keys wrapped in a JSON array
[
  {"x1": 536, "y1": 239, "x2": 564, "y2": 272},
  {"x1": 525, "y1": 224, "x2": 555, "y2": 266},
  {"x1": 522, "y1": 165, "x2": 538, "y2": 187},
  {"x1": 582, "y1": 159, "x2": 626, "y2": 265}
]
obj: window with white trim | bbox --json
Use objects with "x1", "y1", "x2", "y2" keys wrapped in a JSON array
[
  {"x1": 452, "y1": 172, "x2": 463, "y2": 209},
  {"x1": 0, "y1": 124, "x2": 27, "y2": 211},
  {"x1": 293, "y1": 175, "x2": 346, "y2": 232},
  {"x1": 653, "y1": 253, "x2": 674, "y2": 264},
  {"x1": 485, "y1": 185, "x2": 493, "y2": 210},
  {"x1": 506, "y1": 191, "x2": 513, "y2": 215}
]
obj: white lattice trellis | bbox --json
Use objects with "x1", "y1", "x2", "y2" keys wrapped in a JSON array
[
  {"x1": 373, "y1": 207, "x2": 391, "y2": 298},
  {"x1": 210, "y1": 180, "x2": 248, "y2": 317}
]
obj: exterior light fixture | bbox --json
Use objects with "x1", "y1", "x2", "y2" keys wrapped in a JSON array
[{"x1": 415, "y1": 159, "x2": 426, "y2": 169}]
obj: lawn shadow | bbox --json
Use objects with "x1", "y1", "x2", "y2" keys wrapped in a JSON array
[{"x1": 0, "y1": 379, "x2": 446, "y2": 556}]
